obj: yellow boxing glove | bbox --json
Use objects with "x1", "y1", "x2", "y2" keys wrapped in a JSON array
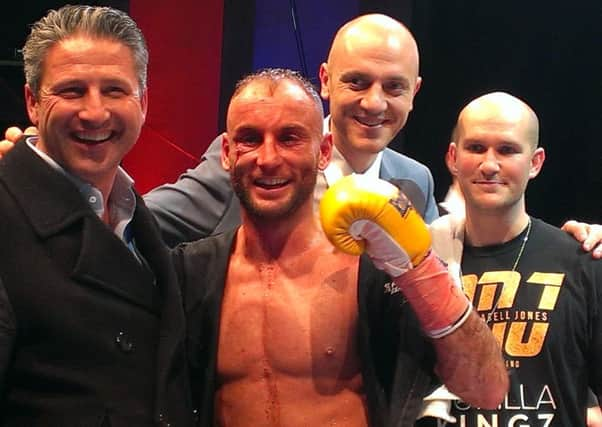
[
  {"x1": 319, "y1": 175, "x2": 431, "y2": 277},
  {"x1": 320, "y1": 175, "x2": 472, "y2": 339}
]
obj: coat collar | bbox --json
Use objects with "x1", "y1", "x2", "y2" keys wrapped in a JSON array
[
  {"x1": 0, "y1": 140, "x2": 161, "y2": 311},
  {"x1": 0, "y1": 139, "x2": 96, "y2": 238}
]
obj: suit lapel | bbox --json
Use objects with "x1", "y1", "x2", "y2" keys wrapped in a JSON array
[
  {"x1": 378, "y1": 149, "x2": 394, "y2": 180},
  {"x1": 379, "y1": 150, "x2": 427, "y2": 218}
]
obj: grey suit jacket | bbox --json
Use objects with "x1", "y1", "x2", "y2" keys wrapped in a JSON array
[
  {"x1": 0, "y1": 141, "x2": 193, "y2": 426},
  {"x1": 145, "y1": 134, "x2": 438, "y2": 247}
]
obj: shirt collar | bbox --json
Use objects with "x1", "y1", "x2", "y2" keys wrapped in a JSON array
[
  {"x1": 322, "y1": 115, "x2": 383, "y2": 186},
  {"x1": 439, "y1": 185, "x2": 466, "y2": 218},
  {"x1": 26, "y1": 136, "x2": 136, "y2": 239}
]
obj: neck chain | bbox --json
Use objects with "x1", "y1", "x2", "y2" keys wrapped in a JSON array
[
  {"x1": 471, "y1": 217, "x2": 532, "y2": 325},
  {"x1": 510, "y1": 217, "x2": 532, "y2": 272}
]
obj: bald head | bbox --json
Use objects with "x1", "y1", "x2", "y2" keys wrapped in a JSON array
[
  {"x1": 327, "y1": 14, "x2": 419, "y2": 77},
  {"x1": 457, "y1": 92, "x2": 540, "y2": 149},
  {"x1": 319, "y1": 14, "x2": 422, "y2": 172}
]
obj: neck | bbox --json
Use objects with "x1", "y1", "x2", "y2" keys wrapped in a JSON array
[
  {"x1": 332, "y1": 138, "x2": 376, "y2": 174},
  {"x1": 464, "y1": 204, "x2": 530, "y2": 247},
  {"x1": 97, "y1": 175, "x2": 117, "y2": 225},
  {"x1": 237, "y1": 203, "x2": 323, "y2": 262}
]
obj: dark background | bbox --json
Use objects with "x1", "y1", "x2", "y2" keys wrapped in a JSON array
[{"x1": 1, "y1": 0, "x2": 600, "y2": 224}]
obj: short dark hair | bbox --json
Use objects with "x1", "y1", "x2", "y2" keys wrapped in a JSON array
[{"x1": 233, "y1": 68, "x2": 323, "y2": 118}]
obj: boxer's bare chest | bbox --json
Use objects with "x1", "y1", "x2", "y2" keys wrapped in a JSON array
[{"x1": 217, "y1": 248, "x2": 361, "y2": 383}]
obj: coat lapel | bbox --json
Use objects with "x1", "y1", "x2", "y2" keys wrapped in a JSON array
[
  {"x1": 0, "y1": 141, "x2": 160, "y2": 311},
  {"x1": 133, "y1": 197, "x2": 192, "y2": 424},
  {"x1": 72, "y1": 217, "x2": 160, "y2": 311}
]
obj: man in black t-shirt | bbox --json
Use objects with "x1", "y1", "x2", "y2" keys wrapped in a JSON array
[{"x1": 427, "y1": 92, "x2": 602, "y2": 426}]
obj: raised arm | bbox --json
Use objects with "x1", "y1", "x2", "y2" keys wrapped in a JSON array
[
  {"x1": 320, "y1": 175, "x2": 508, "y2": 408},
  {"x1": 388, "y1": 251, "x2": 507, "y2": 408}
]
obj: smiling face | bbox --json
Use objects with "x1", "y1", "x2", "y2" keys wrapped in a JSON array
[
  {"x1": 319, "y1": 14, "x2": 421, "y2": 172},
  {"x1": 25, "y1": 35, "x2": 147, "y2": 193},
  {"x1": 221, "y1": 78, "x2": 331, "y2": 222},
  {"x1": 449, "y1": 93, "x2": 544, "y2": 217}
]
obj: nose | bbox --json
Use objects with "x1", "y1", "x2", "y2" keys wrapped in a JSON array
[
  {"x1": 360, "y1": 84, "x2": 387, "y2": 114},
  {"x1": 479, "y1": 148, "x2": 500, "y2": 175},
  {"x1": 255, "y1": 138, "x2": 282, "y2": 168},
  {"x1": 78, "y1": 90, "x2": 110, "y2": 126}
]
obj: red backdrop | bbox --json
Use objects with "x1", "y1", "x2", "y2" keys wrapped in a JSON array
[{"x1": 124, "y1": 1, "x2": 224, "y2": 193}]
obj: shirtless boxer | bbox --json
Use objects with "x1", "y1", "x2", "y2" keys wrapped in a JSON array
[{"x1": 173, "y1": 68, "x2": 508, "y2": 426}]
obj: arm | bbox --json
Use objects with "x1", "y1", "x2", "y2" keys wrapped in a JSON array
[
  {"x1": 427, "y1": 307, "x2": 507, "y2": 408},
  {"x1": 561, "y1": 220, "x2": 602, "y2": 259},
  {"x1": 143, "y1": 134, "x2": 240, "y2": 247},
  {"x1": 320, "y1": 175, "x2": 508, "y2": 409},
  {"x1": 390, "y1": 254, "x2": 507, "y2": 409}
]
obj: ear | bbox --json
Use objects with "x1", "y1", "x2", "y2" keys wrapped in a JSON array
[
  {"x1": 413, "y1": 76, "x2": 422, "y2": 97},
  {"x1": 447, "y1": 142, "x2": 459, "y2": 176},
  {"x1": 528, "y1": 147, "x2": 545, "y2": 179},
  {"x1": 220, "y1": 132, "x2": 231, "y2": 171},
  {"x1": 318, "y1": 133, "x2": 333, "y2": 170},
  {"x1": 24, "y1": 84, "x2": 39, "y2": 125},
  {"x1": 407, "y1": 76, "x2": 422, "y2": 113},
  {"x1": 318, "y1": 63, "x2": 330, "y2": 101},
  {"x1": 140, "y1": 88, "x2": 148, "y2": 121}
]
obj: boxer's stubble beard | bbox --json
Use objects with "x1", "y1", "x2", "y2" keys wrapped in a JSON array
[{"x1": 230, "y1": 162, "x2": 318, "y2": 221}]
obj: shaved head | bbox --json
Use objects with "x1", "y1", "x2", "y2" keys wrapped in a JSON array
[
  {"x1": 457, "y1": 92, "x2": 540, "y2": 149},
  {"x1": 327, "y1": 14, "x2": 420, "y2": 78},
  {"x1": 449, "y1": 91, "x2": 545, "y2": 225},
  {"x1": 319, "y1": 13, "x2": 422, "y2": 172}
]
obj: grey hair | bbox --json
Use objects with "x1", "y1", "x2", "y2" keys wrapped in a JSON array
[
  {"x1": 23, "y1": 4, "x2": 148, "y2": 97},
  {"x1": 233, "y1": 68, "x2": 324, "y2": 118}
]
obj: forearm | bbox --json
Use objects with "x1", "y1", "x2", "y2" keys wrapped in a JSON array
[
  {"x1": 431, "y1": 310, "x2": 508, "y2": 409},
  {"x1": 391, "y1": 253, "x2": 508, "y2": 408}
]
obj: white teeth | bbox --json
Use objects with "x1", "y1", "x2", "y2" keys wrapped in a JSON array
[
  {"x1": 75, "y1": 131, "x2": 112, "y2": 142},
  {"x1": 257, "y1": 178, "x2": 287, "y2": 186}
]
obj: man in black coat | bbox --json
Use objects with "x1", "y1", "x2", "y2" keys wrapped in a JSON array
[{"x1": 0, "y1": 5, "x2": 192, "y2": 426}]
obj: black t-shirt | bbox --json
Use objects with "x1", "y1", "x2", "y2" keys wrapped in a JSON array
[{"x1": 446, "y1": 218, "x2": 602, "y2": 426}]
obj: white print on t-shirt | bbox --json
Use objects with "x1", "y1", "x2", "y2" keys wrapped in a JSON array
[{"x1": 450, "y1": 383, "x2": 556, "y2": 426}]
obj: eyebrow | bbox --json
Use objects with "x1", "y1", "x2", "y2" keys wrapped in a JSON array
[
  {"x1": 231, "y1": 125, "x2": 259, "y2": 135},
  {"x1": 280, "y1": 124, "x2": 312, "y2": 134},
  {"x1": 339, "y1": 70, "x2": 409, "y2": 84}
]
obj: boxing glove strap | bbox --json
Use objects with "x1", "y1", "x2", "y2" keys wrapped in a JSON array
[{"x1": 396, "y1": 251, "x2": 472, "y2": 339}]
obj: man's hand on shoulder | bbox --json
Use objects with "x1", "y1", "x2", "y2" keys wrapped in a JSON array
[
  {"x1": 561, "y1": 220, "x2": 602, "y2": 259},
  {"x1": 1, "y1": 126, "x2": 38, "y2": 159}
]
